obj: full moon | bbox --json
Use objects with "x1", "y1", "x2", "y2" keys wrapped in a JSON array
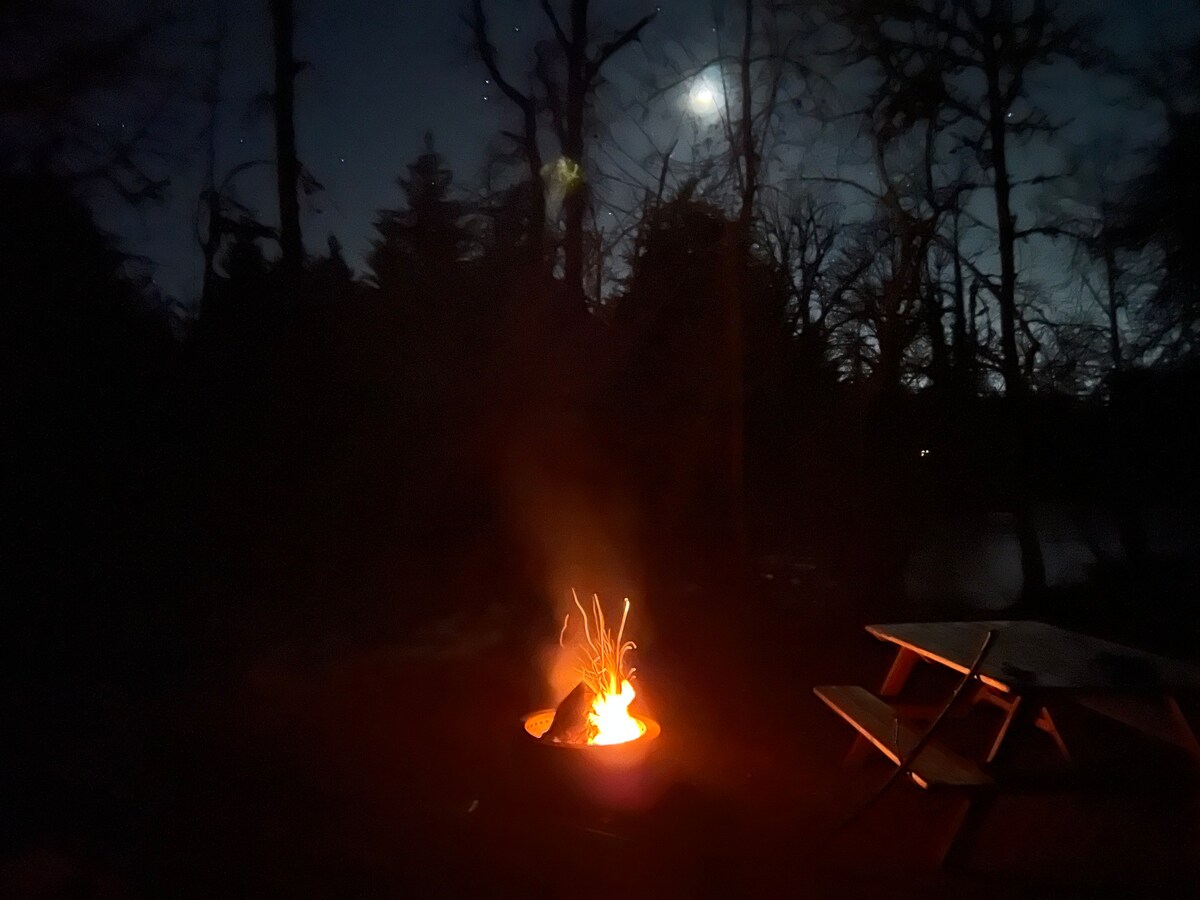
[{"x1": 689, "y1": 82, "x2": 719, "y2": 117}]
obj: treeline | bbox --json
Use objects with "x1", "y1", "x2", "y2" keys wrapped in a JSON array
[{"x1": 4, "y1": 1, "x2": 1200, "y2": 669}]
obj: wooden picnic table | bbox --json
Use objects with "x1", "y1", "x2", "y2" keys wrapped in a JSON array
[
  {"x1": 867, "y1": 620, "x2": 1200, "y2": 763},
  {"x1": 814, "y1": 620, "x2": 1200, "y2": 865},
  {"x1": 868, "y1": 619, "x2": 1200, "y2": 695}
]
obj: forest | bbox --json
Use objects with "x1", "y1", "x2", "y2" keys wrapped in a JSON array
[{"x1": 3, "y1": 0, "x2": 1200, "y2": 893}]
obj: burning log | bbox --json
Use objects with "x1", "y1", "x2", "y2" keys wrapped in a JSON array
[
  {"x1": 525, "y1": 593, "x2": 653, "y2": 748},
  {"x1": 541, "y1": 681, "x2": 596, "y2": 744}
]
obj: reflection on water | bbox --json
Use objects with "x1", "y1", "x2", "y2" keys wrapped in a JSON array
[{"x1": 904, "y1": 504, "x2": 1200, "y2": 610}]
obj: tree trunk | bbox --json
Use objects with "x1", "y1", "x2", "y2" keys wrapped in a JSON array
[
  {"x1": 920, "y1": 119, "x2": 949, "y2": 389},
  {"x1": 270, "y1": 0, "x2": 303, "y2": 297},
  {"x1": 200, "y1": 29, "x2": 222, "y2": 311},
  {"x1": 985, "y1": 55, "x2": 1045, "y2": 603},
  {"x1": 562, "y1": 0, "x2": 588, "y2": 307},
  {"x1": 468, "y1": 0, "x2": 545, "y2": 260},
  {"x1": 1103, "y1": 246, "x2": 1122, "y2": 373},
  {"x1": 737, "y1": 0, "x2": 757, "y2": 230},
  {"x1": 201, "y1": 190, "x2": 220, "y2": 310},
  {"x1": 723, "y1": 0, "x2": 756, "y2": 573},
  {"x1": 925, "y1": 288, "x2": 950, "y2": 388},
  {"x1": 985, "y1": 63, "x2": 1022, "y2": 397},
  {"x1": 524, "y1": 109, "x2": 547, "y2": 257},
  {"x1": 950, "y1": 203, "x2": 969, "y2": 381}
]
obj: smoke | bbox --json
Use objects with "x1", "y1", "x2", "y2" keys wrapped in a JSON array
[{"x1": 493, "y1": 419, "x2": 652, "y2": 704}]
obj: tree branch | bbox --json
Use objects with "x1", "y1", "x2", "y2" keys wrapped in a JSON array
[{"x1": 587, "y1": 13, "x2": 656, "y2": 83}]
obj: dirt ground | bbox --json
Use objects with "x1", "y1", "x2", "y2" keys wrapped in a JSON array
[{"x1": 4, "y1": 567, "x2": 1198, "y2": 898}]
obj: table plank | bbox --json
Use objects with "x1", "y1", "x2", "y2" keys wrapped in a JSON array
[
  {"x1": 866, "y1": 621, "x2": 1200, "y2": 694},
  {"x1": 813, "y1": 685, "x2": 992, "y2": 788}
]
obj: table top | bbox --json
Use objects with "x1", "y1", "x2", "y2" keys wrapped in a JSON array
[{"x1": 867, "y1": 620, "x2": 1200, "y2": 694}]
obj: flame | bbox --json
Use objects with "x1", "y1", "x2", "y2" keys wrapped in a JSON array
[
  {"x1": 562, "y1": 592, "x2": 643, "y2": 746},
  {"x1": 589, "y1": 677, "x2": 641, "y2": 745}
]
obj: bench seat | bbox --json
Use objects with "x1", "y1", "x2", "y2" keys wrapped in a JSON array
[{"x1": 814, "y1": 684, "x2": 992, "y2": 789}]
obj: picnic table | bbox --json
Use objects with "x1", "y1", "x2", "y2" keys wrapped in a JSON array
[{"x1": 814, "y1": 620, "x2": 1200, "y2": 865}]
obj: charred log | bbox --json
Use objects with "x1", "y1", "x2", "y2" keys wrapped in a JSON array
[{"x1": 542, "y1": 681, "x2": 595, "y2": 744}]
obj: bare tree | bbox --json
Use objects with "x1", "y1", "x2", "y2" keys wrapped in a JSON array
[
  {"x1": 269, "y1": 0, "x2": 303, "y2": 295},
  {"x1": 470, "y1": 0, "x2": 654, "y2": 306},
  {"x1": 467, "y1": 0, "x2": 545, "y2": 254},
  {"x1": 0, "y1": 0, "x2": 175, "y2": 202},
  {"x1": 1042, "y1": 170, "x2": 1136, "y2": 376},
  {"x1": 845, "y1": 0, "x2": 1098, "y2": 395}
]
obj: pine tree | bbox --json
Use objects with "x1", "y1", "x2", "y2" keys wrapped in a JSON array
[{"x1": 368, "y1": 133, "x2": 471, "y2": 298}]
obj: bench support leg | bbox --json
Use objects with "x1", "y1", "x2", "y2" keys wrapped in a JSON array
[
  {"x1": 846, "y1": 647, "x2": 920, "y2": 767},
  {"x1": 1167, "y1": 696, "x2": 1200, "y2": 764},
  {"x1": 986, "y1": 694, "x2": 1024, "y2": 764},
  {"x1": 935, "y1": 793, "x2": 977, "y2": 869},
  {"x1": 946, "y1": 692, "x2": 1044, "y2": 869},
  {"x1": 1035, "y1": 706, "x2": 1072, "y2": 764},
  {"x1": 879, "y1": 647, "x2": 920, "y2": 697}
]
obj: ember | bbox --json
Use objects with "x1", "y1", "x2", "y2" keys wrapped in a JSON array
[{"x1": 530, "y1": 592, "x2": 652, "y2": 747}]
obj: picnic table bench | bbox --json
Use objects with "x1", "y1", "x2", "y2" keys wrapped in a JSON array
[{"x1": 815, "y1": 620, "x2": 1200, "y2": 865}]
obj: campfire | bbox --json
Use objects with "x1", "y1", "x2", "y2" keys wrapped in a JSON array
[{"x1": 523, "y1": 592, "x2": 659, "y2": 748}]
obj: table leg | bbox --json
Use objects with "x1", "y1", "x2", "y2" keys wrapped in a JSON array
[
  {"x1": 879, "y1": 647, "x2": 920, "y2": 697},
  {"x1": 986, "y1": 694, "x2": 1025, "y2": 764},
  {"x1": 935, "y1": 793, "x2": 978, "y2": 869},
  {"x1": 945, "y1": 691, "x2": 1040, "y2": 869},
  {"x1": 1166, "y1": 696, "x2": 1200, "y2": 764},
  {"x1": 1034, "y1": 706, "x2": 1072, "y2": 764},
  {"x1": 846, "y1": 647, "x2": 920, "y2": 767}
]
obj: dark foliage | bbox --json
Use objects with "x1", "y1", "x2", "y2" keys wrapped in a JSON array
[{"x1": 2, "y1": 174, "x2": 180, "y2": 681}]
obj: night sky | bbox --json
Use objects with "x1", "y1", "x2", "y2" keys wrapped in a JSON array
[{"x1": 95, "y1": 0, "x2": 1199, "y2": 304}]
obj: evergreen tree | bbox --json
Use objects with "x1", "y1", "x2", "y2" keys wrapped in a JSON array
[
  {"x1": 308, "y1": 235, "x2": 358, "y2": 307},
  {"x1": 368, "y1": 133, "x2": 472, "y2": 299}
]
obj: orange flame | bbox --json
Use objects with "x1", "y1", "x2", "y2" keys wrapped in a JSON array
[{"x1": 561, "y1": 592, "x2": 642, "y2": 745}]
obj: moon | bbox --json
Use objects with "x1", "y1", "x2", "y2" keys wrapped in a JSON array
[{"x1": 688, "y1": 82, "x2": 719, "y2": 117}]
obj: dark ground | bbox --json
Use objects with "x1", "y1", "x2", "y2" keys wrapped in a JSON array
[{"x1": 5, "y1": 547, "x2": 1198, "y2": 899}]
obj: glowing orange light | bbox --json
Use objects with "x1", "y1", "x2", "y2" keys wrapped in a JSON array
[{"x1": 561, "y1": 592, "x2": 642, "y2": 746}]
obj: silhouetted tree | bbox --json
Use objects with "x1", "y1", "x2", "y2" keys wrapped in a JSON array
[
  {"x1": 609, "y1": 189, "x2": 789, "y2": 557},
  {"x1": 269, "y1": 0, "x2": 304, "y2": 296},
  {"x1": 307, "y1": 235, "x2": 359, "y2": 307},
  {"x1": 0, "y1": 1, "x2": 173, "y2": 201},
  {"x1": 471, "y1": 0, "x2": 655, "y2": 307},
  {"x1": 195, "y1": 17, "x2": 275, "y2": 313},
  {"x1": 843, "y1": 0, "x2": 1098, "y2": 396},
  {"x1": 1115, "y1": 109, "x2": 1200, "y2": 360},
  {"x1": 368, "y1": 133, "x2": 473, "y2": 302},
  {"x1": 1, "y1": 174, "x2": 177, "y2": 670},
  {"x1": 468, "y1": 0, "x2": 546, "y2": 257}
]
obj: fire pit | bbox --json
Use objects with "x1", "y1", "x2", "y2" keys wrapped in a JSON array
[
  {"x1": 522, "y1": 593, "x2": 660, "y2": 758},
  {"x1": 522, "y1": 709, "x2": 661, "y2": 745},
  {"x1": 519, "y1": 594, "x2": 664, "y2": 813}
]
